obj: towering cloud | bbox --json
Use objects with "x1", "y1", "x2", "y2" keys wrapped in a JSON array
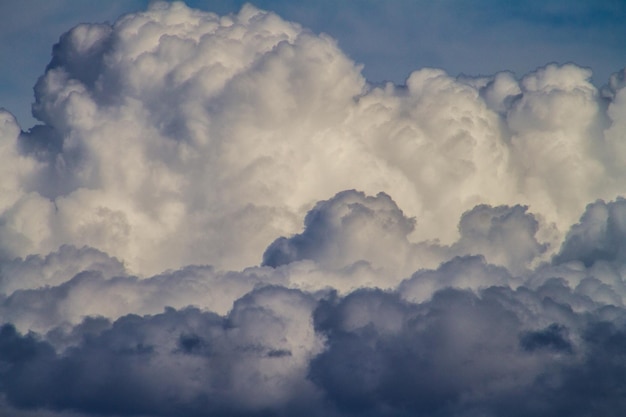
[{"x1": 1, "y1": 2, "x2": 626, "y2": 416}]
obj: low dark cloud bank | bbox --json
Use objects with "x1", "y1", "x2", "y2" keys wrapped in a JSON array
[{"x1": 1, "y1": 2, "x2": 626, "y2": 416}]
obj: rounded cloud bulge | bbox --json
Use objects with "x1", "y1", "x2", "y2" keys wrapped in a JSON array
[{"x1": 3, "y1": 2, "x2": 626, "y2": 417}]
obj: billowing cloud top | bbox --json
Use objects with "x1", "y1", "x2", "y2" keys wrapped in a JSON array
[{"x1": 1, "y1": 2, "x2": 626, "y2": 416}]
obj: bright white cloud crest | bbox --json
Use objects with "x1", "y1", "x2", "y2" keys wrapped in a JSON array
[{"x1": 1, "y1": 2, "x2": 626, "y2": 416}]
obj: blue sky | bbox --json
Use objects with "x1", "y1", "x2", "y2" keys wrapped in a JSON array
[{"x1": 1, "y1": 0, "x2": 625, "y2": 128}]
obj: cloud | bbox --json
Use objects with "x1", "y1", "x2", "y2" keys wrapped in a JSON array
[
  {"x1": 262, "y1": 190, "x2": 421, "y2": 280},
  {"x1": 4, "y1": 276, "x2": 626, "y2": 416},
  {"x1": 4, "y1": 1, "x2": 624, "y2": 277},
  {"x1": 554, "y1": 198, "x2": 626, "y2": 266},
  {"x1": 309, "y1": 284, "x2": 626, "y2": 417},
  {"x1": 1, "y1": 194, "x2": 626, "y2": 416},
  {"x1": 2, "y1": 1, "x2": 626, "y2": 416},
  {"x1": 0, "y1": 287, "x2": 324, "y2": 417}
]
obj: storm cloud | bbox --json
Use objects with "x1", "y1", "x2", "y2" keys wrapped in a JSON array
[{"x1": 1, "y1": 1, "x2": 626, "y2": 416}]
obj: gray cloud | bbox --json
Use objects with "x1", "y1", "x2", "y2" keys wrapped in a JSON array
[{"x1": 0, "y1": 287, "x2": 323, "y2": 417}]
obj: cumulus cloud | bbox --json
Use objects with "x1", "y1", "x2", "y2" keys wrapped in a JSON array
[
  {"x1": 0, "y1": 288, "x2": 323, "y2": 417},
  {"x1": 2, "y1": 1, "x2": 626, "y2": 416},
  {"x1": 2, "y1": 0, "x2": 623, "y2": 276}
]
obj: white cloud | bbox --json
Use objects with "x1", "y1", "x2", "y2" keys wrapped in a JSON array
[{"x1": 3, "y1": 2, "x2": 625, "y2": 277}]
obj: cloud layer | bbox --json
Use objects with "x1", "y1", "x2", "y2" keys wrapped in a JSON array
[{"x1": 2, "y1": 2, "x2": 626, "y2": 416}]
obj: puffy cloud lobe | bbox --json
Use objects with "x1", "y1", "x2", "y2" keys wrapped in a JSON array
[
  {"x1": 10, "y1": 1, "x2": 368, "y2": 274},
  {"x1": 506, "y1": 64, "x2": 609, "y2": 225},
  {"x1": 0, "y1": 244, "x2": 125, "y2": 294},
  {"x1": 310, "y1": 288, "x2": 532, "y2": 415},
  {"x1": 0, "y1": 257, "x2": 291, "y2": 335},
  {"x1": 263, "y1": 190, "x2": 420, "y2": 282},
  {"x1": 452, "y1": 204, "x2": 547, "y2": 273},
  {"x1": 0, "y1": 287, "x2": 323, "y2": 417},
  {"x1": 3, "y1": 1, "x2": 626, "y2": 416},
  {"x1": 309, "y1": 285, "x2": 626, "y2": 417},
  {"x1": 555, "y1": 198, "x2": 626, "y2": 266},
  {"x1": 398, "y1": 255, "x2": 514, "y2": 304}
]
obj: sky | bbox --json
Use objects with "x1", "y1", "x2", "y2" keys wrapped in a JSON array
[{"x1": 1, "y1": 1, "x2": 626, "y2": 416}]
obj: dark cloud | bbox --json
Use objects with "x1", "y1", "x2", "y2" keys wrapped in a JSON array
[
  {"x1": 309, "y1": 285, "x2": 626, "y2": 417},
  {"x1": 554, "y1": 198, "x2": 626, "y2": 266},
  {"x1": 310, "y1": 288, "x2": 521, "y2": 415},
  {"x1": 519, "y1": 323, "x2": 573, "y2": 353},
  {"x1": 0, "y1": 287, "x2": 323, "y2": 417}
]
